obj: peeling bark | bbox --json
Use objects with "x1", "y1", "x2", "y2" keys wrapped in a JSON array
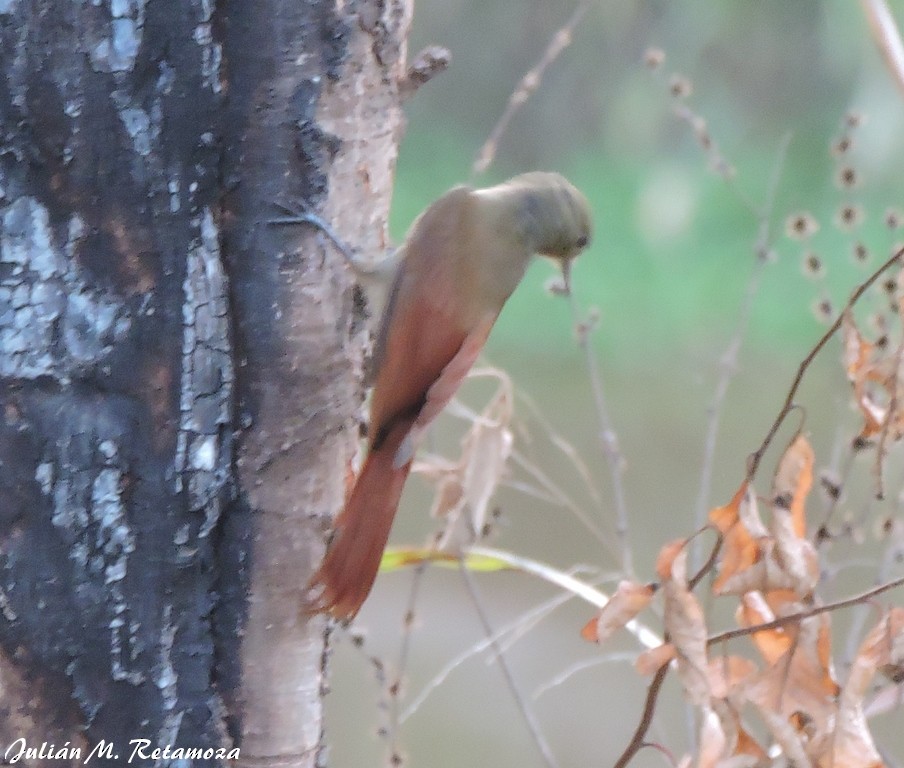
[{"x1": 0, "y1": 1, "x2": 411, "y2": 766}]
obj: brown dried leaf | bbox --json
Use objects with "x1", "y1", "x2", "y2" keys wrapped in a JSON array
[
  {"x1": 842, "y1": 607, "x2": 904, "y2": 708},
  {"x1": 415, "y1": 375, "x2": 514, "y2": 552},
  {"x1": 841, "y1": 311, "x2": 887, "y2": 437},
  {"x1": 709, "y1": 482, "x2": 748, "y2": 534},
  {"x1": 842, "y1": 310, "x2": 874, "y2": 386},
  {"x1": 815, "y1": 608, "x2": 898, "y2": 768},
  {"x1": 662, "y1": 549, "x2": 710, "y2": 706},
  {"x1": 710, "y1": 483, "x2": 763, "y2": 594},
  {"x1": 635, "y1": 642, "x2": 675, "y2": 675},
  {"x1": 771, "y1": 507, "x2": 820, "y2": 598},
  {"x1": 738, "y1": 592, "x2": 791, "y2": 664},
  {"x1": 772, "y1": 434, "x2": 813, "y2": 538},
  {"x1": 697, "y1": 705, "x2": 727, "y2": 768},
  {"x1": 747, "y1": 613, "x2": 839, "y2": 757},
  {"x1": 707, "y1": 655, "x2": 757, "y2": 700},
  {"x1": 706, "y1": 699, "x2": 769, "y2": 766},
  {"x1": 655, "y1": 538, "x2": 689, "y2": 582},
  {"x1": 749, "y1": 704, "x2": 811, "y2": 767},
  {"x1": 716, "y1": 537, "x2": 816, "y2": 597},
  {"x1": 735, "y1": 725, "x2": 769, "y2": 762},
  {"x1": 580, "y1": 580, "x2": 655, "y2": 644}
]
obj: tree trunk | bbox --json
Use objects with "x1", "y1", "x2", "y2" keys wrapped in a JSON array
[{"x1": 0, "y1": 1, "x2": 410, "y2": 765}]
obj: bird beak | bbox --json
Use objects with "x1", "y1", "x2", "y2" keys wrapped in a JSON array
[{"x1": 561, "y1": 258, "x2": 573, "y2": 297}]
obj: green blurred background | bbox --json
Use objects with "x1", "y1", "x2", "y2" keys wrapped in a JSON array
[{"x1": 328, "y1": 2, "x2": 904, "y2": 766}]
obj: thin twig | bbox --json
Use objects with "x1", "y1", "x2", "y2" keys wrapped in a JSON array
[
  {"x1": 688, "y1": 531, "x2": 723, "y2": 593},
  {"x1": 514, "y1": 387, "x2": 605, "y2": 507},
  {"x1": 386, "y1": 560, "x2": 429, "y2": 758},
  {"x1": 471, "y1": 1, "x2": 591, "y2": 177},
  {"x1": 814, "y1": 433, "x2": 858, "y2": 548},
  {"x1": 707, "y1": 573, "x2": 904, "y2": 647},
  {"x1": 746, "y1": 247, "x2": 904, "y2": 483},
  {"x1": 533, "y1": 653, "x2": 638, "y2": 700},
  {"x1": 401, "y1": 589, "x2": 575, "y2": 723},
  {"x1": 458, "y1": 562, "x2": 560, "y2": 768},
  {"x1": 509, "y1": 450, "x2": 612, "y2": 548},
  {"x1": 843, "y1": 500, "x2": 904, "y2": 666},
  {"x1": 613, "y1": 663, "x2": 671, "y2": 768},
  {"x1": 564, "y1": 271, "x2": 634, "y2": 577},
  {"x1": 442, "y1": 390, "x2": 614, "y2": 549}
]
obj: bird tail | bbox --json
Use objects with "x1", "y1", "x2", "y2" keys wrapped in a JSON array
[{"x1": 308, "y1": 423, "x2": 412, "y2": 620}]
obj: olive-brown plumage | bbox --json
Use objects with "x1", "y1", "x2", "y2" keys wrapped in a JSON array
[{"x1": 309, "y1": 172, "x2": 593, "y2": 619}]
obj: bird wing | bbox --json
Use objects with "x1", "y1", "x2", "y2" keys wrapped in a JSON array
[{"x1": 368, "y1": 186, "x2": 487, "y2": 452}]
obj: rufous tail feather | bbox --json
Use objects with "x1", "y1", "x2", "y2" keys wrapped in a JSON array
[{"x1": 308, "y1": 422, "x2": 412, "y2": 619}]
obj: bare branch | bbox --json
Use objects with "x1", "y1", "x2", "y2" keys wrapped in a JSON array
[
  {"x1": 399, "y1": 45, "x2": 452, "y2": 100},
  {"x1": 746, "y1": 247, "x2": 904, "y2": 483},
  {"x1": 613, "y1": 663, "x2": 671, "y2": 768},
  {"x1": 707, "y1": 574, "x2": 904, "y2": 647},
  {"x1": 471, "y1": 1, "x2": 591, "y2": 177},
  {"x1": 459, "y1": 562, "x2": 560, "y2": 768}
]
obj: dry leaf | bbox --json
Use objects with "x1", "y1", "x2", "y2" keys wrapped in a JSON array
[
  {"x1": 816, "y1": 608, "x2": 904, "y2": 767},
  {"x1": 635, "y1": 642, "x2": 676, "y2": 675},
  {"x1": 709, "y1": 482, "x2": 748, "y2": 534},
  {"x1": 697, "y1": 705, "x2": 727, "y2": 768},
  {"x1": 749, "y1": 704, "x2": 811, "y2": 768},
  {"x1": 772, "y1": 434, "x2": 813, "y2": 538},
  {"x1": 707, "y1": 655, "x2": 757, "y2": 700},
  {"x1": 747, "y1": 615, "x2": 838, "y2": 759},
  {"x1": 662, "y1": 549, "x2": 710, "y2": 706},
  {"x1": 581, "y1": 580, "x2": 655, "y2": 644},
  {"x1": 655, "y1": 538, "x2": 689, "y2": 582},
  {"x1": 738, "y1": 592, "x2": 791, "y2": 664},
  {"x1": 716, "y1": 537, "x2": 817, "y2": 597},
  {"x1": 841, "y1": 311, "x2": 887, "y2": 437},
  {"x1": 711, "y1": 484, "x2": 764, "y2": 594},
  {"x1": 414, "y1": 375, "x2": 513, "y2": 552},
  {"x1": 771, "y1": 509, "x2": 819, "y2": 598},
  {"x1": 704, "y1": 699, "x2": 769, "y2": 767},
  {"x1": 842, "y1": 607, "x2": 904, "y2": 710}
]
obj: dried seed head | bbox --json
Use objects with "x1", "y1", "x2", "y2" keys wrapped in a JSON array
[
  {"x1": 785, "y1": 211, "x2": 820, "y2": 240},
  {"x1": 834, "y1": 204, "x2": 864, "y2": 231},
  {"x1": 885, "y1": 208, "x2": 903, "y2": 229},
  {"x1": 835, "y1": 165, "x2": 860, "y2": 189},
  {"x1": 812, "y1": 297, "x2": 834, "y2": 322},
  {"x1": 831, "y1": 135, "x2": 852, "y2": 156},
  {"x1": 669, "y1": 73, "x2": 693, "y2": 98},
  {"x1": 851, "y1": 242, "x2": 870, "y2": 264},
  {"x1": 845, "y1": 111, "x2": 865, "y2": 128},
  {"x1": 644, "y1": 48, "x2": 665, "y2": 70},
  {"x1": 868, "y1": 312, "x2": 888, "y2": 335},
  {"x1": 802, "y1": 251, "x2": 824, "y2": 278},
  {"x1": 819, "y1": 471, "x2": 841, "y2": 500}
]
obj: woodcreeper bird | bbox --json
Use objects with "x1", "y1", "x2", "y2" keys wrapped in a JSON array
[{"x1": 308, "y1": 172, "x2": 593, "y2": 619}]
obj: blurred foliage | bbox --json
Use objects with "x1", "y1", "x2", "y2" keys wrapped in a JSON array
[{"x1": 390, "y1": 0, "x2": 904, "y2": 362}]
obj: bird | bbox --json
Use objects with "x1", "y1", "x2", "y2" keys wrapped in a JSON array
[{"x1": 308, "y1": 171, "x2": 593, "y2": 620}]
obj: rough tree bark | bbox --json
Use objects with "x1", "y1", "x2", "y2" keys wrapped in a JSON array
[{"x1": 0, "y1": 0, "x2": 411, "y2": 765}]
